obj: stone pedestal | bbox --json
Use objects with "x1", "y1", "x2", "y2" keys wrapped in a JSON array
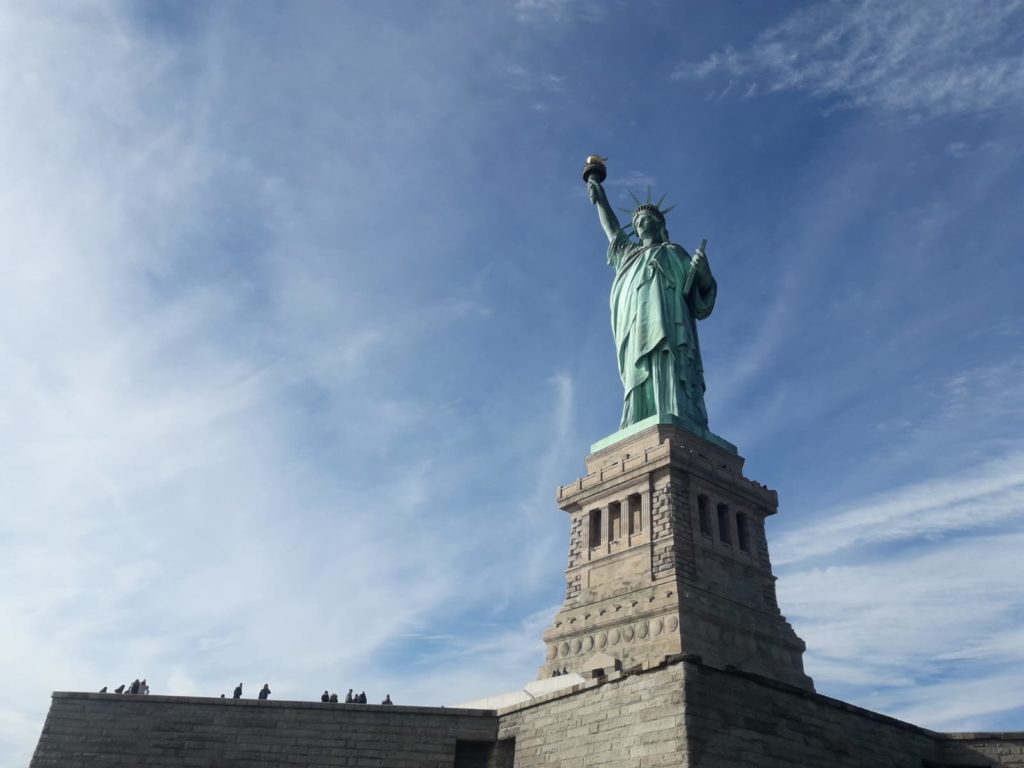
[{"x1": 538, "y1": 423, "x2": 813, "y2": 690}]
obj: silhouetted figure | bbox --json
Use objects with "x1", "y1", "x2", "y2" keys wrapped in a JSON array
[
  {"x1": 329, "y1": 692, "x2": 339, "y2": 703},
  {"x1": 381, "y1": 694, "x2": 393, "y2": 706},
  {"x1": 345, "y1": 689, "x2": 354, "y2": 703},
  {"x1": 357, "y1": 691, "x2": 367, "y2": 704},
  {"x1": 141, "y1": 679, "x2": 149, "y2": 695},
  {"x1": 114, "y1": 684, "x2": 125, "y2": 694},
  {"x1": 258, "y1": 683, "x2": 271, "y2": 700},
  {"x1": 321, "y1": 690, "x2": 330, "y2": 702},
  {"x1": 129, "y1": 679, "x2": 141, "y2": 695},
  {"x1": 552, "y1": 669, "x2": 560, "y2": 677},
  {"x1": 220, "y1": 694, "x2": 225, "y2": 698},
  {"x1": 99, "y1": 686, "x2": 107, "y2": 693},
  {"x1": 233, "y1": 683, "x2": 243, "y2": 699}
]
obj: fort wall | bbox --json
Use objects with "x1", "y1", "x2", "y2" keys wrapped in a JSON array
[
  {"x1": 504, "y1": 656, "x2": 1024, "y2": 768},
  {"x1": 30, "y1": 692, "x2": 508, "y2": 768},
  {"x1": 496, "y1": 663, "x2": 686, "y2": 767},
  {"x1": 30, "y1": 660, "x2": 1024, "y2": 766}
]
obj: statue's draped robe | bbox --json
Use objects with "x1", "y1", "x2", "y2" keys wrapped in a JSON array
[{"x1": 608, "y1": 230, "x2": 717, "y2": 431}]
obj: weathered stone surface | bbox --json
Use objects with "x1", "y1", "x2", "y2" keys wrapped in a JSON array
[
  {"x1": 30, "y1": 693, "x2": 503, "y2": 768},
  {"x1": 541, "y1": 423, "x2": 812, "y2": 688},
  {"x1": 30, "y1": 659, "x2": 1024, "y2": 766},
  {"x1": 498, "y1": 656, "x2": 1024, "y2": 768},
  {"x1": 677, "y1": 657, "x2": 1024, "y2": 768},
  {"x1": 497, "y1": 661, "x2": 685, "y2": 767}
]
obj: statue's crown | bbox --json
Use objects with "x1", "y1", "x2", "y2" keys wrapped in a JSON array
[
  {"x1": 620, "y1": 187, "x2": 676, "y2": 227},
  {"x1": 632, "y1": 202, "x2": 664, "y2": 220}
]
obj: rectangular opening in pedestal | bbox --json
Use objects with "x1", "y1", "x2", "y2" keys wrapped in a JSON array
[
  {"x1": 736, "y1": 512, "x2": 750, "y2": 551},
  {"x1": 589, "y1": 508, "x2": 602, "y2": 548},
  {"x1": 609, "y1": 502, "x2": 622, "y2": 542},
  {"x1": 628, "y1": 493, "x2": 642, "y2": 535},
  {"x1": 455, "y1": 738, "x2": 515, "y2": 768},
  {"x1": 698, "y1": 494, "x2": 711, "y2": 537},
  {"x1": 717, "y1": 503, "x2": 732, "y2": 544}
]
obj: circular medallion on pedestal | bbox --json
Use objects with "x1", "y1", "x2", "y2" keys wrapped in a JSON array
[
  {"x1": 598, "y1": 631, "x2": 608, "y2": 649},
  {"x1": 610, "y1": 628, "x2": 621, "y2": 645},
  {"x1": 559, "y1": 642, "x2": 570, "y2": 658},
  {"x1": 623, "y1": 625, "x2": 635, "y2": 642},
  {"x1": 547, "y1": 644, "x2": 557, "y2": 660},
  {"x1": 637, "y1": 621, "x2": 649, "y2": 639},
  {"x1": 583, "y1": 636, "x2": 594, "y2": 652},
  {"x1": 572, "y1": 639, "x2": 582, "y2": 655},
  {"x1": 667, "y1": 616, "x2": 679, "y2": 632},
  {"x1": 652, "y1": 618, "x2": 664, "y2": 636}
]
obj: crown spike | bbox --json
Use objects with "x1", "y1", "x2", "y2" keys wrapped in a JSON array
[
  {"x1": 629, "y1": 190, "x2": 642, "y2": 205},
  {"x1": 656, "y1": 192, "x2": 668, "y2": 208},
  {"x1": 646, "y1": 185, "x2": 652, "y2": 204},
  {"x1": 660, "y1": 204, "x2": 677, "y2": 216}
]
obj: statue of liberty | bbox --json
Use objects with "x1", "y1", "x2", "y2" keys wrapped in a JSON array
[{"x1": 584, "y1": 156, "x2": 718, "y2": 438}]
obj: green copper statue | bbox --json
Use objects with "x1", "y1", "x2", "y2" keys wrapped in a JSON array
[{"x1": 584, "y1": 156, "x2": 717, "y2": 436}]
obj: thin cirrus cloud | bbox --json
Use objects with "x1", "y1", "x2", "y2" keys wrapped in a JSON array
[
  {"x1": 673, "y1": 0, "x2": 1024, "y2": 117},
  {"x1": 773, "y1": 450, "x2": 1024, "y2": 566},
  {"x1": 778, "y1": 529, "x2": 1024, "y2": 729},
  {"x1": 0, "y1": 4, "x2": 568, "y2": 763},
  {"x1": 2, "y1": 1, "x2": 1023, "y2": 764},
  {"x1": 512, "y1": 0, "x2": 608, "y2": 24}
]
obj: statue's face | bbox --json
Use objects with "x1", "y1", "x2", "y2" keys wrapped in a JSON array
[{"x1": 634, "y1": 212, "x2": 664, "y2": 242}]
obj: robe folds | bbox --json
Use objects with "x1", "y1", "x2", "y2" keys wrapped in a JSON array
[{"x1": 608, "y1": 229, "x2": 716, "y2": 431}]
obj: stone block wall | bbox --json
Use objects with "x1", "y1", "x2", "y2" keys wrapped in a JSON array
[
  {"x1": 682, "y1": 658, "x2": 941, "y2": 767},
  {"x1": 497, "y1": 665, "x2": 686, "y2": 767},
  {"x1": 649, "y1": 466, "x2": 682, "y2": 580},
  {"x1": 499, "y1": 656, "x2": 1024, "y2": 768},
  {"x1": 29, "y1": 661, "x2": 1024, "y2": 767},
  {"x1": 679, "y1": 657, "x2": 1024, "y2": 768},
  {"x1": 30, "y1": 693, "x2": 503, "y2": 768},
  {"x1": 565, "y1": 515, "x2": 583, "y2": 601},
  {"x1": 941, "y1": 734, "x2": 1024, "y2": 766}
]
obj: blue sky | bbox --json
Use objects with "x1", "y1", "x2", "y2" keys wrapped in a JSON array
[{"x1": 2, "y1": 0, "x2": 1023, "y2": 762}]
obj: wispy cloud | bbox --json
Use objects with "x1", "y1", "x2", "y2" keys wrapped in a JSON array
[
  {"x1": 0, "y1": 4, "x2": 570, "y2": 762},
  {"x1": 779, "y1": 528, "x2": 1024, "y2": 729},
  {"x1": 775, "y1": 443, "x2": 1024, "y2": 728},
  {"x1": 673, "y1": 0, "x2": 1024, "y2": 117},
  {"x1": 512, "y1": 0, "x2": 608, "y2": 24},
  {"x1": 774, "y1": 450, "x2": 1024, "y2": 566},
  {"x1": 516, "y1": 373, "x2": 576, "y2": 592},
  {"x1": 944, "y1": 140, "x2": 1004, "y2": 160},
  {"x1": 340, "y1": 605, "x2": 560, "y2": 709},
  {"x1": 603, "y1": 170, "x2": 657, "y2": 197},
  {"x1": 504, "y1": 64, "x2": 565, "y2": 93}
]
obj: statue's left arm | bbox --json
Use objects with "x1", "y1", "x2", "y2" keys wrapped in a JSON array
[{"x1": 687, "y1": 246, "x2": 717, "y2": 320}]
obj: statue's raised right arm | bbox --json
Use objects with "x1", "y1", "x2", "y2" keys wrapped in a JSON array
[{"x1": 587, "y1": 178, "x2": 622, "y2": 244}]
